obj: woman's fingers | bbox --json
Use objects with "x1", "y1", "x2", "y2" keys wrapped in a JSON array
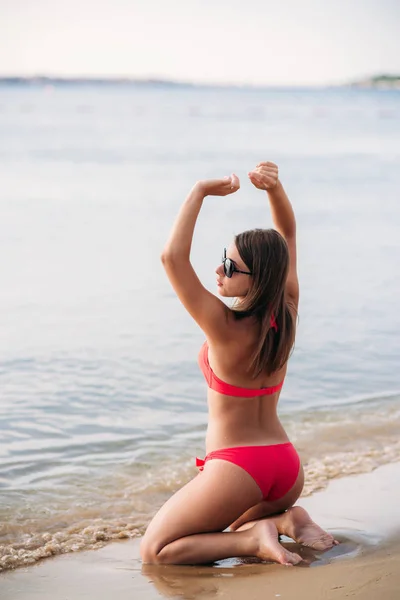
[
  {"x1": 199, "y1": 168, "x2": 285, "y2": 196},
  {"x1": 248, "y1": 172, "x2": 262, "y2": 183},
  {"x1": 256, "y1": 161, "x2": 278, "y2": 170},
  {"x1": 229, "y1": 173, "x2": 240, "y2": 191},
  {"x1": 254, "y1": 162, "x2": 279, "y2": 184},
  {"x1": 248, "y1": 170, "x2": 277, "y2": 190},
  {"x1": 248, "y1": 172, "x2": 264, "y2": 190},
  {"x1": 255, "y1": 166, "x2": 278, "y2": 177},
  {"x1": 198, "y1": 174, "x2": 240, "y2": 196}
]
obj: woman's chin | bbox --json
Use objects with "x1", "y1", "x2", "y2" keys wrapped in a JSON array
[{"x1": 217, "y1": 285, "x2": 225, "y2": 296}]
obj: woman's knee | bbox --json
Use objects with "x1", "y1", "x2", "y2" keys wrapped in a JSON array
[{"x1": 140, "y1": 533, "x2": 163, "y2": 564}]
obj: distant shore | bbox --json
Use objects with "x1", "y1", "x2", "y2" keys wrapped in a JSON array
[
  {"x1": 0, "y1": 75, "x2": 399, "y2": 90},
  {"x1": 0, "y1": 76, "x2": 195, "y2": 89},
  {"x1": 349, "y1": 75, "x2": 400, "y2": 90}
]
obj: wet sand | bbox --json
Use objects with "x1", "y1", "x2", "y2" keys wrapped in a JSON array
[{"x1": 1, "y1": 461, "x2": 400, "y2": 600}]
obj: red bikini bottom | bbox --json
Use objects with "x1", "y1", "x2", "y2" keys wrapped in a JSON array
[{"x1": 196, "y1": 442, "x2": 300, "y2": 501}]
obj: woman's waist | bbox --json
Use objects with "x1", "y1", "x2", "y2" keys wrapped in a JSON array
[
  {"x1": 206, "y1": 411, "x2": 285, "y2": 434},
  {"x1": 205, "y1": 421, "x2": 290, "y2": 453}
]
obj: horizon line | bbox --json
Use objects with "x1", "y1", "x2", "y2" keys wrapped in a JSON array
[{"x1": 0, "y1": 72, "x2": 399, "y2": 87}]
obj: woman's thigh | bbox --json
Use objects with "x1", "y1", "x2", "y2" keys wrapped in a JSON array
[{"x1": 142, "y1": 459, "x2": 263, "y2": 552}]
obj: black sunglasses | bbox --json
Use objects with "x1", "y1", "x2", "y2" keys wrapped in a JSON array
[{"x1": 222, "y1": 248, "x2": 252, "y2": 278}]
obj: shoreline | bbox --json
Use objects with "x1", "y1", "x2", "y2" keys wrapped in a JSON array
[{"x1": 1, "y1": 461, "x2": 400, "y2": 600}]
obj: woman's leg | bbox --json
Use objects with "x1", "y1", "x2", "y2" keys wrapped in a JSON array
[
  {"x1": 230, "y1": 467, "x2": 338, "y2": 550},
  {"x1": 140, "y1": 459, "x2": 303, "y2": 566}
]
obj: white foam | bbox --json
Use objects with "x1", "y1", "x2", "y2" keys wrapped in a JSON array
[{"x1": 1, "y1": 462, "x2": 400, "y2": 599}]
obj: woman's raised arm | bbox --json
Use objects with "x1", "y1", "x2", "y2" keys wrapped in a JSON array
[
  {"x1": 161, "y1": 175, "x2": 240, "y2": 340},
  {"x1": 248, "y1": 162, "x2": 299, "y2": 308}
]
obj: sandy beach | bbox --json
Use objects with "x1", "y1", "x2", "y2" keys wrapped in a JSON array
[{"x1": 1, "y1": 461, "x2": 399, "y2": 600}]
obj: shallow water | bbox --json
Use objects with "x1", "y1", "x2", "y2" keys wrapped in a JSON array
[{"x1": 0, "y1": 84, "x2": 400, "y2": 570}]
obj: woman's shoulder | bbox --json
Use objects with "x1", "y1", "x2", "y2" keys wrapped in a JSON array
[{"x1": 207, "y1": 316, "x2": 259, "y2": 358}]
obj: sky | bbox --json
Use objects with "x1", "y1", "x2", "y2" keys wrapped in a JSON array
[{"x1": 1, "y1": 0, "x2": 400, "y2": 86}]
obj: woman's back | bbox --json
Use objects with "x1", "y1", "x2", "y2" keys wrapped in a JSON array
[{"x1": 203, "y1": 313, "x2": 292, "y2": 452}]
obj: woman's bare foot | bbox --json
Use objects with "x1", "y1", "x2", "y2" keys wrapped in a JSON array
[
  {"x1": 252, "y1": 521, "x2": 303, "y2": 566},
  {"x1": 279, "y1": 506, "x2": 339, "y2": 551}
]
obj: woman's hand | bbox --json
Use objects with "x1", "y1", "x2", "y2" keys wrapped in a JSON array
[
  {"x1": 194, "y1": 174, "x2": 240, "y2": 197},
  {"x1": 248, "y1": 162, "x2": 279, "y2": 191}
]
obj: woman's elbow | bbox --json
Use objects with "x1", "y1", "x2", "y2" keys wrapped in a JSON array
[
  {"x1": 160, "y1": 250, "x2": 173, "y2": 266},
  {"x1": 161, "y1": 250, "x2": 188, "y2": 266}
]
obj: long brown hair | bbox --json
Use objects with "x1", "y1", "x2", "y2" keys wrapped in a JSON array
[{"x1": 233, "y1": 228, "x2": 296, "y2": 376}]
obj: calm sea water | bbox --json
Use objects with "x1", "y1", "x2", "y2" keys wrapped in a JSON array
[{"x1": 0, "y1": 84, "x2": 400, "y2": 570}]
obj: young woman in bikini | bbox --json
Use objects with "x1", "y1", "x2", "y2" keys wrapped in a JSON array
[{"x1": 140, "y1": 161, "x2": 338, "y2": 566}]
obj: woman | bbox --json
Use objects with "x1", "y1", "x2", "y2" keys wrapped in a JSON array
[{"x1": 140, "y1": 161, "x2": 337, "y2": 566}]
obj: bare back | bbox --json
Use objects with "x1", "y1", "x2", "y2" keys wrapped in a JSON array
[{"x1": 205, "y1": 309, "x2": 294, "y2": 453}]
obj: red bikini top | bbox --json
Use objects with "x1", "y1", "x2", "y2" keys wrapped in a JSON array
[{"x1": 198, "y1": 341, "x2": 284, "y2": 398}]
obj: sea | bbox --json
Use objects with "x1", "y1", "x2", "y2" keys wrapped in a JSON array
[{"x1": 0, "y1": 83, "x2": 399, "y2": 571}]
